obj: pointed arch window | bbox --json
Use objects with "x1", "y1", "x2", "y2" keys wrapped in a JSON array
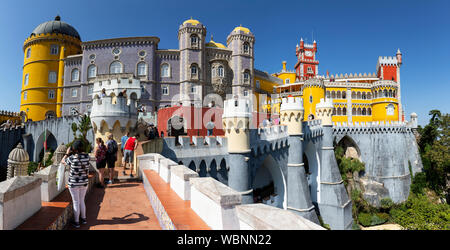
[
  {"x1": 243, "y1": 42, "x2": 250, "y2": 54},
  {"x1": 191, "y1": 64, "x2": 198, "y2": 79},
  {"x1": 191, "y1": 34, "x2": 199, "y2": 48},
  {"x1": 243, "y1": 70, "x2": 250, "y2": 84},
  {"x1": 218, "y1": 65, "x2": 224, "y2": 77}
]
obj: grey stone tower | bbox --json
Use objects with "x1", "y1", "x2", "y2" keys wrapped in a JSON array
[
  {"x1": 227, "y1": 26, "x2": 255, "y2": 98},
  {"x1": 316, "y1": 98, "x2": 353, "y2": 230},
  {"x1": 280, "y1": 96, "x2": 320, "y2": 224},
  {"x1": 178, "y1": 18, "x2": 207, "y2": 106}
]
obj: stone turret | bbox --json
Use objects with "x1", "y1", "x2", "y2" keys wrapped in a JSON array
[
  {"x1": 90, "y1": 77, "x2": 142, "y2": 141},
  {"x1": 7, "y1": 143, "x2": 30, "y2": 179},
  {"x1": 222, "y1": 98, "x2": 253, "y2": 204},
  {"x1": 222, "y1": 98, "x2": 252, "y2": 153},
  {"x1": 280, "y1": 96, "x2": 304, "y2": 135},
  {"x1": 280, "y1": 96, "x2": 320, "y2": 224},
  {"x1": 315, "y1": 98, "x2": 334, "y2": 126}
]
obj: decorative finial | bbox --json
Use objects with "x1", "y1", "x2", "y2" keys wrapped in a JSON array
[
  {"x1": 55, "y1": 15, "x2": 61, "y2": 21},
  {"x1": 211, "y1": 34, "x2": 213, "y2": 41},
  {"x1": 397, "y1": 48, "x2": 401, "y2": 54}
]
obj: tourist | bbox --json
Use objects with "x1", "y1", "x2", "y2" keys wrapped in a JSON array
[
  {"x1": 121, "y1": 132, "x2": 130, "y2": 169},
  {"x1": 206, "y1": 120, "x2": 214, "y2": 136},
  {"x1": 105, "y1": 133, "x2": 118, "y2": 185},
  {"x1": 95, "y1": 137, "x2": 107, "y2": 187},
  {"x1": 123, "y1": 133, "x2": 139, "y2": 177},
  {"x1": 61, "y1": 139, "x2": 89, "y2": 228},
  {"x1": 101, "y1": 88, "x2": 106, "y2": 98}
]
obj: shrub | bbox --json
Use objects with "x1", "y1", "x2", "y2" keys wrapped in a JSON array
[
  {"x1": 391, "y1": 193, "x2": 450, "y2": 230},
  {"x1": 358, "y1": 213, "x2": 372, "y2": 227},
  {"x1": 27, "y1": 161, "x2": 39, "y2": 175},
  {"x1": 411, "y1": 172, "x2": 427, "y2": 194},
  {"x1": 380, "y1": 197, "x2": 394, "y2": 210}
]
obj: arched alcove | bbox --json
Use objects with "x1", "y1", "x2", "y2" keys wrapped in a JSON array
[{"x1": 252, "y1": 155, "x2": 286, "y2": 208}]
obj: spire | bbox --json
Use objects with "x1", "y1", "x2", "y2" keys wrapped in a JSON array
[{"x1": 397, "y1": 48, "x2": 402, "y2": 55}]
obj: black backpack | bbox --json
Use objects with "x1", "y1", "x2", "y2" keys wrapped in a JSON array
[{"x1": 107, "y1": 140, "x2": 118, "y2": 155}]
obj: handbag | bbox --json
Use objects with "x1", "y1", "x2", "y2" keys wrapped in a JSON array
[{"x1": 56, "y1": 163, "x2": 66, "y2": 191}]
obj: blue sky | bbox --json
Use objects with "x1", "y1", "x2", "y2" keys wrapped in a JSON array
[{"x1": 0, "y1": 0, "x2": 448, "y2": 126}]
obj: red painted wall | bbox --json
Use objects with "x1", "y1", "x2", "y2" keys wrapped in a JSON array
[
  {"x1": 381, "y1": 65, "x2": 398, "y2": 82},
  {"x1": 157, "y1": 106, "x2": 273, "y2": 138}
]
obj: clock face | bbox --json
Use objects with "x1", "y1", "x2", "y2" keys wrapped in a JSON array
[{"x1": 305, "y1": 51, "x2": 313, "y2": 57}]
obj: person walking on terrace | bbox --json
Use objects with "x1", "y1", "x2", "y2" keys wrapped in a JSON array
[
  {"x1": 121, "y1": 132, "x2": 130, "y2": 169},
  {"x1": 105, "y1": 133, "x2": 118, "y2": 185},
  {"x1": 95, "y1": 137, "x2": 107, "y2": 188},
  {"x1": 61, "y1": 139, "x2": 89, "y2": 228},
  {"x1": 123, "y1": 133, "x2": 139, "y2": 177}
]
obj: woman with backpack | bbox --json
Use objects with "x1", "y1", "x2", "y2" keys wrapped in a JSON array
[
  {"x1": 105, "y1": 133, "x2": 118, "y2": 185},
  {"x1": 95, "y1": 137, "x2": 107, "y2": 188}
]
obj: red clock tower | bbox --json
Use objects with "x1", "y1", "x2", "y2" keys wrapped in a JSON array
[{"x1": 294, "y1": 38, "x2": 319, "y2": 81}]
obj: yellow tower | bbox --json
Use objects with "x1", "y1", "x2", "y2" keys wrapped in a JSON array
[
  {"x1": 20, "y1": 16, "x2": 81, "y2": 121},
  {"x1": 301, "y1": 78, "x2": 325, "y2": 121}
]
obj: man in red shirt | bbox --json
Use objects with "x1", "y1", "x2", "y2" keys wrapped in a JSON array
[{"x1": 123, "y1": 134, "x2": 139, "y2": 177}]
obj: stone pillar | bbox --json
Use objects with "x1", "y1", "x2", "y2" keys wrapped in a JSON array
[
  {"x1": 280, "y1": 96, "x2": 319, "y2": 224},
  {"x1": 316, "y1": 98, "x2": 353, "y2": 230},
  {"x1": 222, "y1": 98, "x2": 253, "y2": 203}
]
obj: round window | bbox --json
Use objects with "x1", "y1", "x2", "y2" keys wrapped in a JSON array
[
  {"x1": 112, "y1": 48, "x2": 121, "y2": 55},
  {"x1": 89, "y1": 54, "x2": 96, "y2": 60},
  {"x1": 139, "y1": 50, "x2": 146, "y2": 57}
]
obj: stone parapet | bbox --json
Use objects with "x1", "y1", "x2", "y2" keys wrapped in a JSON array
[
  {"x1": 0, "y1": 176, "x2": 42, "y2": 230},
  {"x1": 170, "y1": 165, "x2": 199, "y2": 200},
  {"x1": 190, "y1": 177, "x2": 242, "y2": 229},
  {"x1": 236, "y1": 204, "x2": 324, "y2": 230},
  {"x1": 33, "y1": 165, "x2": 64, "y2": 202}
]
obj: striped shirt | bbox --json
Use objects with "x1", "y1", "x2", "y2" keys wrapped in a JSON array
[{"x1": 65, "y1": 153, "x2": 90, "y2": 188}]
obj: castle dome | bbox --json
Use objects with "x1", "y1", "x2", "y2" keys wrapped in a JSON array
[
  {"x1": 182, "y1": 17, "x2": 201, "y2": 26},
  {"x1": 30, "y1": 15, "x2": 81, "y2": 40},
  {"x1": 205, "y1": 36, "x2": 226, "y2": 49},
  {"x1": 232, "y1": 25, "x2": 251, "y2": 34},
  {"x1": 8, "y1": 143, "x2": 29, "y2": 163}
]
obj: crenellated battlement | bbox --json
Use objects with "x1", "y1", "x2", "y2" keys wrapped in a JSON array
[
  {"x1": 333, "y1": 120, "x2": 413, "y2": 134},
  {"x1": 222, "y1": 98, "x2": 252, "y2": 119},
  {"x1": 303, "y1": 119, "x2": 324, "y2": 140},
  {"x1": 92, "y1": 77, "x2": 142, "y2": 100}
]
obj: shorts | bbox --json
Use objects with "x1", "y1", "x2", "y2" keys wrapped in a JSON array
[
  {"x1": 124, "y1": 150, "x2": 134, "y2": 163},
  {"x1": 107, "y1": 158, "x2": 116, "y2": 169},
  {"x1": 96, "y1": 159, "x2": 106, "y2": 169}
]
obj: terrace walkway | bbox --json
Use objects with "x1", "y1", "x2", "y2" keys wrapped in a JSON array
[{"x1": 17, "y1": 165, "x2": 209, "y2": 230}]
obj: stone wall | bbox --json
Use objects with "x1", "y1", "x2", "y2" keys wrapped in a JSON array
[
  {"x1": 0, "y1": 126, "x2": 25, "y2": 181},
  {"x1": 138, "y1": 153, "x2": 324, "y2": 230}
]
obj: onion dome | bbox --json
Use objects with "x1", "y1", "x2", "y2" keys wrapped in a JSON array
[
  {"x1": 55, "y1": 143, "x2": 68, "y2": 154},
  {"x1": 232, "y1": 25, "x2": 251, "y2": 35},
  {"x1": 206, "y1": 35, "x2": 226, "y2": 49},
  {"x1": 182, "y1": 17, "x2": 202, "y2": 26},
  {"x1": 30, "y1": 15, "x2": 81, "y2": 40},
  {"x1": 411, "y1": 112, "x2": 418, "y2": 118},
  {"x1": 8, "y1": 143, "x2": 29, "y2": 163}
]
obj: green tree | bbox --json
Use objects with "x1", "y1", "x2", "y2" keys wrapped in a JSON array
[{"x1": 68, "y1": 114, "x2": 93, "y2": 153}]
